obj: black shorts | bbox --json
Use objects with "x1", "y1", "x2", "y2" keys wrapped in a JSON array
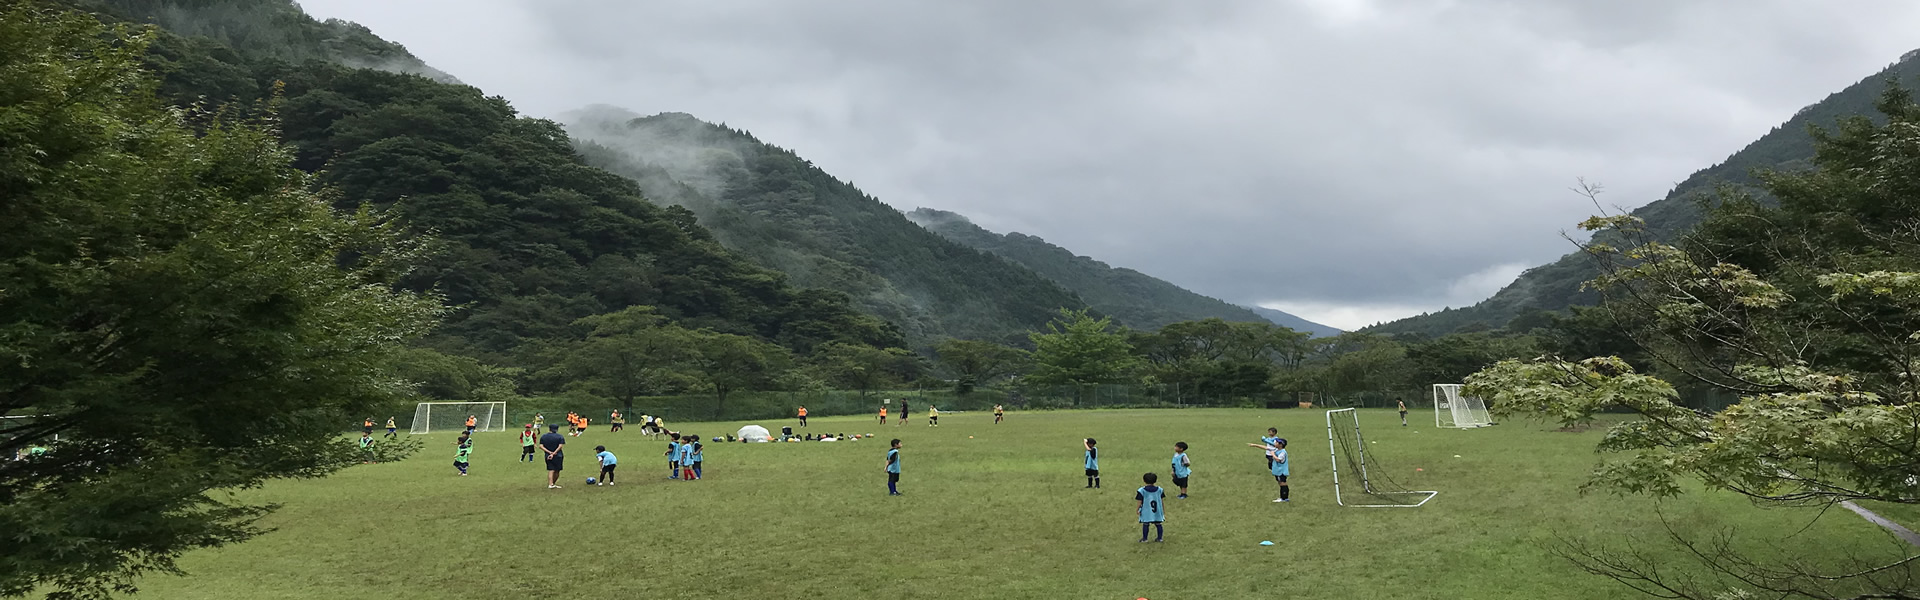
[
  {"x1": 522, "y1": 445, "x2": 536, "y2": 454},
  {"x1": 1172, "y1": 476, "x2": 1189, "y2": 488},
  {"x1": 600, "y1": 464, "x2": 617, "y2": 474},
  {"x1": 888, "y1": 472, "x2": 900, "y2": 483},
  {"x1": 930, "y1": 416, "x2": 938, "y2": 422},
  {"x1": 453, "y1": 460, "x2": 468, "y2": 467},
  {"x1": 1274, "y1": 474, "x2": 1288, "y2": 484},
  {"x1": 545, "y1": 456, "x2": 563, "y2": 471},
  {"x1": 1085, "y1": 469, "x2": 1100, "y2": 477}
]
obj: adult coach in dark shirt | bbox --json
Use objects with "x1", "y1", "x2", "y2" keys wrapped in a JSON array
[{"x1": 540, "y1": 425, "x2": 567, "y2": 489}]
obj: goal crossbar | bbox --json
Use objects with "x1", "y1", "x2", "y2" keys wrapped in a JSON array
[
  {"x1": 410, "y1": 402, "x2": 508, "y2": 434},
  {"x1": 1326, "y1": 408, "x2": 1437, "y2": 508}
]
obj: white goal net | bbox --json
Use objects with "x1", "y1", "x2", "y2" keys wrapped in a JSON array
[
  {"x1": 1325, "y1": 408, "x2": 1437, "y2": 507},
  {"x1": 410, "y1": 402, "x2": 508, "y2": 434},
  {"x1": 1432, "y1": 384, "x2": 1492, "y2": 429}
]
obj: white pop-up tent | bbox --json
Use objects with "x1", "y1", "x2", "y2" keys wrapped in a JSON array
[{"x1": 736, "y1": 424, "x2": 771, "y2": 442}]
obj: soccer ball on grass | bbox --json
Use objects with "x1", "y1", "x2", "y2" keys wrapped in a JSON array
[{"x1": 586, "y1": 477, "x2": 597, "y2": 485}]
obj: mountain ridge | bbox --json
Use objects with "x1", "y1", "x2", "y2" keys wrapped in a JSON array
[
  {"x1": 907, "y1": 207, "x2": 1341, "y2": 336},
  {"x1": 1372, "y1": 49, "x2": 1920, "y2": 336},
  {"x1": 565, "y1": 107, "x2": 1093, "y2": 346}
]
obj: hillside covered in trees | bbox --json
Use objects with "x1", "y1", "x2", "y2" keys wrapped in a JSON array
[
  {"x1": 1372, "y1": 49, "x2": 1920, "y2": 336},
  {"x1": 907, "y1": 208, "x2": 1339, "y2": 335},
  {"x1": 51, "y1": 0, "x2": 910, "y2": 405},
  {"x1": 565, "y1": 107, "x2": 1092, "y2": 346}
]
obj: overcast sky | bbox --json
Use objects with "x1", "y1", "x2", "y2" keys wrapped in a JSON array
[{"x1": 300, "y1": 0, "x2": 1920, "y2": 330}]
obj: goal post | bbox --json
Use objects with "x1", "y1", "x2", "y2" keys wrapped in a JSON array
[
  {"x1": 409, "y1": 402, "x2": 509, "y2": 434},
  {"x1": 1325, "y1": 408, "x2": 1437, "y2": 507},
  {"x1": 1432, "y1": 384, "x2": 1492, "y2": 428}
]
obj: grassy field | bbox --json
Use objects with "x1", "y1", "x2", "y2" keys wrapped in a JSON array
[{"x1": 128, "y1": 409, "x2": 1901, "y2": 600}]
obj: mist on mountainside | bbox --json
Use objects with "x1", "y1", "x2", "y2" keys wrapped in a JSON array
[
  {"x1": 79, "y1": 0, "x2": 461, "y2": 84},
  {"x1": 563, "y1": 105, "x2": 1092, "y2": 346}
]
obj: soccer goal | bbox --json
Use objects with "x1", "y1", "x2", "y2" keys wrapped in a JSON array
[
  {"x1": 1325, "y1": 408, "x2": 1437, "y2": 507},
  {"x1": 1432, "y1": 384, "x2": 1493, "y2": 428},
  {"x1": 409, "y1": 402, "x2": 508, "y2": 434}
]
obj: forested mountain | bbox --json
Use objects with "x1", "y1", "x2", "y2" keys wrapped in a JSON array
[
  {"x1": 61, "y1": 0, "x2": 905, "y2": 367},
  {"x1": 565, "y1": 107, "x2": 1092, "y2": 345},
  {"x1": 74, "y1": 0, "x2": 458, "y2": 84},
  {"x1": 1242, "y1": 306, "x2": 1343, "y2": 338},
  {"x1": 1371, "y1": 49, "x2": 1920, "y2": 337},
  {"x1": 906, "y1": 208, "x2": 1339, "y2": 335}
]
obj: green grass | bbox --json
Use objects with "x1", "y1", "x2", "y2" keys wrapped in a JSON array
[{"x1": 130, "y1": 409, "x2": 1899, "y2": 600}]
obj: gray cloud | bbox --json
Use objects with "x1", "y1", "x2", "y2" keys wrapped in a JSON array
[{"x1": 299, "y1": 0, "x2": 1920, "y2": 329}]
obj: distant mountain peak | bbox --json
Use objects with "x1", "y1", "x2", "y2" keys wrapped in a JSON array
[{"x1": 911, "y1": 207, "x2": 1339, "y2": 335}]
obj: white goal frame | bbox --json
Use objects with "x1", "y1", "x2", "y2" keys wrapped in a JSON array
[
  {"x1": 1326, "y1": 408, "x2": 1437, "y2": 507},
  {"x1": 1432, "y1": 384, "x2": 1492, "y2": 428},
  {"x1": 410, "y1": 402, "x2": 508, "y2": 434}
]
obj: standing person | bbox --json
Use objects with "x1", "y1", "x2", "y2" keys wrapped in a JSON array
[
  {"x1": 798, "y1": 406, "x2": 808, "y2": 428},
  {"x1": 666, "y1": 433, "x2": 682, "y2": 480},
  {"x1": 362, "y1": 417, "x2": 374, "y2": 436},
  {"x1": 1136, "y1": 473, "x2": 1166, "y2": 543},
  {"x1": 678, "y1": 436, "x2": 697, "y2": 481},
  {"x1": 1083, "y1": 438, "x2": 1101, "y2": 489},
  {"x1": 1398, "y1": 400, "x2": 1409, "y2": 426},
  {"x1": 1249, "y1": 439, "x2": 1290, "y2": 502},
  {"x1": 1261, "y1": 428, "x2": 1281, "y2": 470},
  {"x1": 610, "y1": 410, "x2": 624, "y2": 433},
  {"x1": 928, "y1": 405, "x2": 939, "y2": 427},
  {"x1": 899, "y1": 400, "x2": 910, "y2": 427},
  {"x1": 878, "y1": 405, "x2": 887, "y2": 425},
  {"x1": 993, "y1": 404, "x2": 1004, "y2": 424},
  {"x1": 520, "y1": 424, "x2": 538, "y2": 462},
  {"x1": 535, "y1": 413, "x2": 545, "y2": 428},
  {"x1": 540, "y1": 425, "x2": 567, "y2": 489},
  {"x1": 1171, "y1": 442, "x2": 1192, "y2": 499},
  {"x1": 688, "y1": 436, "x2": 704, "y2": 480},
  {"x1": 453, "y1": 434, "x2": 473, "y2": 476},
  {"x1": 578, "y1": 416, "x2": 589, "y2": 436},
  {"x1": 358, "y1": 433, "x2": 375, "y2": 464},
  {"x1": 464, "y1": 414, "x2": 477, "y2": 435},
  {"x1": 885, "y1": 439, "x2": 903, "y2": 496},
  {"x1": 594, "y1": 445, "x2": 617, "y2": 486},
  {"x1": 384, "y1": 416, "x2": 398, "y2": 439}
]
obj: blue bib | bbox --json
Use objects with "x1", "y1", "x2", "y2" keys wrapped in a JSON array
[{"x1": 1137, "y1": 486, "x2": 1166, "y2": 522}]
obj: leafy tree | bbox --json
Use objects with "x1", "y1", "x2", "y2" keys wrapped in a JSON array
[
  {"x1": 1403, "y1": 332, "x2": 1538, "y2": 386},
  {"x1": 0, "y1": 6, "x2": 439, "y2": 597},
  {"x1": 682, "y1": 329, "x2": 789, "y2": 418},
  {"x1": 541, "y1": 307, "x2": 700, "y2": 414},
  {"x1": 811, "y1": 342, "x2": 917, "y2": 400},
  {"x1": 1027, "y1": 309, "x2": 1143, "y2": 402},
  {"x1": 391, "y1": 347, "x2": 522, "y2": 403},
  {"x1": 933, "y1": 339, "x2": 1030, "y2": 395},
  {"x1": 1322, "y1": 334, "x2": 1413, "y2": 397},
  {"x1": 1466, "y1": 87, "x2": 1920, "y2": 600}
]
